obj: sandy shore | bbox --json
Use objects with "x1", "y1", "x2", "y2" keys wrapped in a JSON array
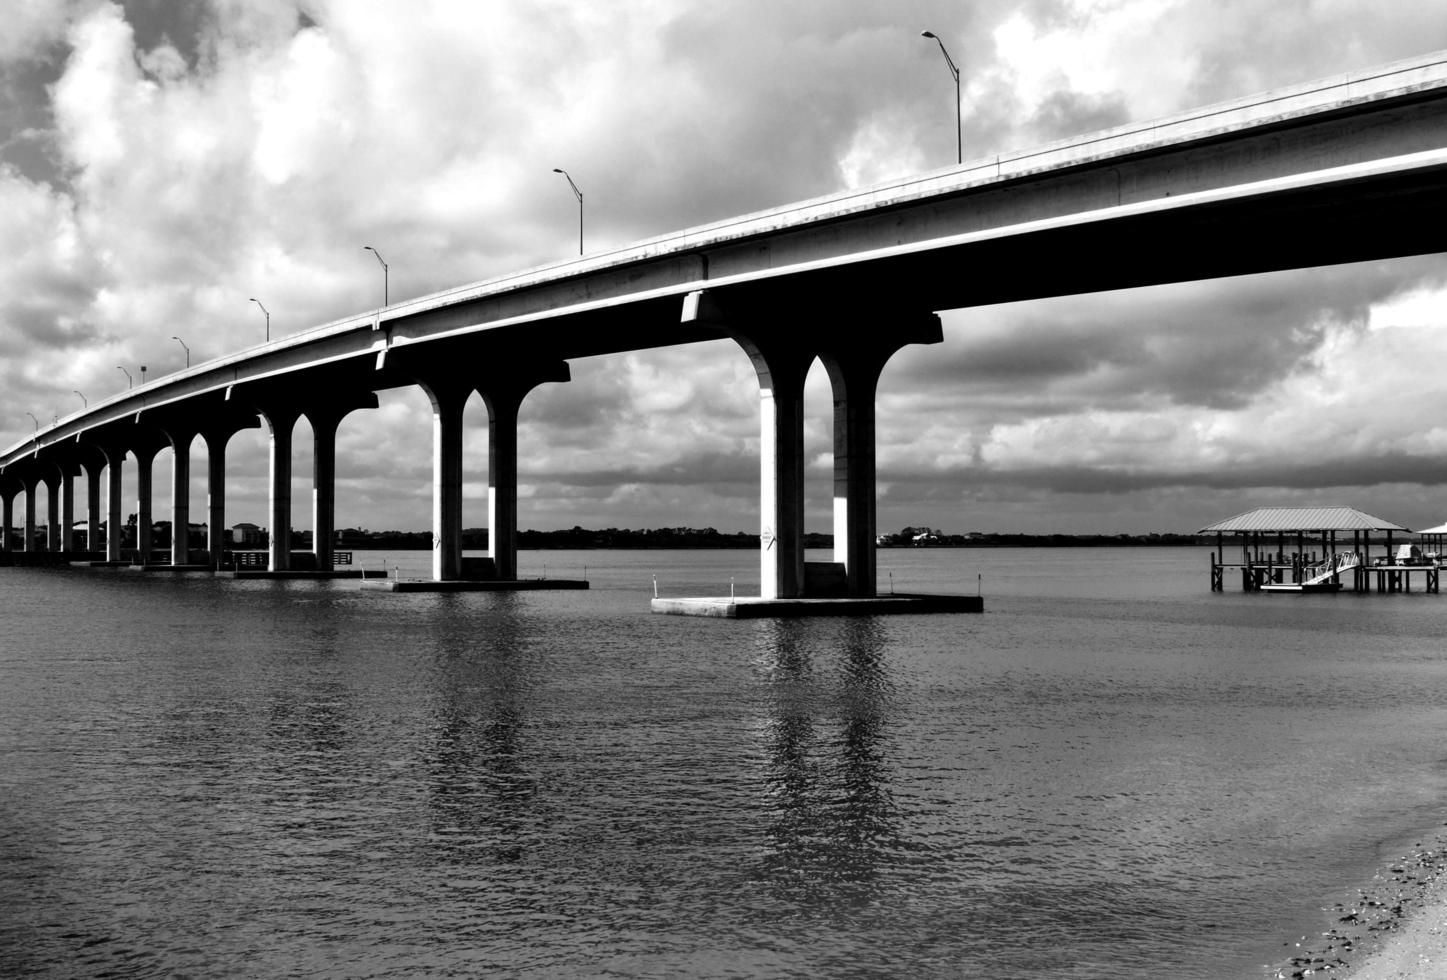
[{"x1": 1273, "y1": 835, "x2": 1447, "y2": 979}]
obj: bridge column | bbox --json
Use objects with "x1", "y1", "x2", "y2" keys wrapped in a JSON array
[
  {"x1": 133, "y1": 444, "x2": 161, "y2": 565},
  {"x1": 166, "y1": 429, "x2": 196, "y2": 566},
  {"x1": 102, "y1": 448, "x2": 124, "y2": 562},
  {"x1": 481, "y1": 363, "x2": 570, "y2": 582},
  {"x1": 58, "y1": 464, "x2": 77, "y2": 553},
  {"x1": 45, "y1": 470, "x2": 62, "y2": 552},
  {"x1": 261, "y1": 406, "x2": 302, "y2": 571},
  {"x1": 738, "y1": 341, "x2": 812, "y2": 600},
  {"x1": 412, "y1": 378, "x2": 470, "y2": 582},
  {"x1": 0, "y1": 478, "x2": 14, "y2": 553},
  {"x1": 820, "y1": 319, "x2": 942, "y2": 597},
  {"x1": 204, "y1": 435, "x2": 227, "y2": 567},
  {"x1": 83, "y1": 459, "x2": 102, "y2": 554},
  {"x1": 684, "y1": 289, "x2": 942, "y2": 599},
  {"x1": 197, "y1": 410, "x2": 261, "y2": 569},
  {"x1": 22, "y1": 474, "x2": 38, "y2": 552},
  {"x1": 306, "y1": 396, "x2": 377, "y2": 573}
]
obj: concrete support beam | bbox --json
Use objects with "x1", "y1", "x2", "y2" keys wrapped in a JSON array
[
  {"x1": 312, "y1": 418, "x2": 339, "y2": 573},
  {"x1": 0, "y1": 481, "x2": 13, "y2": 553},
  {"x1": 411, "y1": 359, "x2": 568, "y2": 582},
  {"x1": 820, "y1": 321, "x2": 942, "y2": 597},
  {"x1": 734, "y1": 340, "x2": 812, "y2": 600},
  {"x1": 84, "y1": 462, "x2": 101, "y2": 554},
  {"x1": 103, "y1": 449, "x2": 124, "y2": 562},
  {"x1": 45, "y1": 471, "x2": 61, "y2": 552},
  {"x1": 263, "y1": 406, "x2": 301, "y2": 572},
  {"x1": 194, "y1": 409, "x2": 260, "y2": 569},
  {"x1": 204, "y1": 435, "x2": 227, "y2": 567},
  {"x1": 168, "y1": 430, "x2": 195, "y2": 566},
  {"x1": 685, "y1": 289, "x2": 941, "y2": 599},
  {"x1": 58, "y1": 465, "x2": 76, "y2": 553},
  {"x1": 305, "y1": 396, "x2": 376, "y2": 572},
  {"x1": 421, "y1": 381, "x2": 469, "y2": 582},
  {"x1": 133, "y1": 445, "x2": 159, "y2": 565},
  {"x1": 483, "y1": 365, "x2": 570, "y2": 582},
  {"x1": 23, "y1": 475, "x2": 38, "y2": 552},
  {"x1": 486, "y1": 397, "x2": 518, "y2": 580},
  {"x1": 0, "y1": 486, "x2": 11, "y2": 550}
]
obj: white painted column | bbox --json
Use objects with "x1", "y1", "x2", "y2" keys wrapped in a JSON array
[
  {"x1": 105, "y1": 452, "x2": 124, "y2": 562},
  {"x1": 266, "y1": 408, "x2": 299, "y2": 572},
  {"x1": 430, "y1": 388, "x2": 467, "y2": 582},
  {"x1": 758, "y1": 363, "x2": 808, "y2": 599}
]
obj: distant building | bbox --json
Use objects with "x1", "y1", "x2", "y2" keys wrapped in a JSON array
[{"x1": 231, "y1": 523, "x2": 264, "y2": 546}]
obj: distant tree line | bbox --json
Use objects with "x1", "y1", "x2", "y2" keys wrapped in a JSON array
[
  {"x1": 323, "y1": 525, "x2": 1200, "y2": 550},
  {"x1": 877, "y1": 527, "x2": 1199, "y2": 547}
]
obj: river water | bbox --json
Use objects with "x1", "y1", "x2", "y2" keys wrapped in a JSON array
[{"x1": 3, "y1": 547, "x2": 1447, "y2": 978}]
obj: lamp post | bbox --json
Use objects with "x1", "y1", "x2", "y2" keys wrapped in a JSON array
[
  {"x1": 921, "y1": 30, "x2": 962, "y2": 164},
  {"x1": 363, "y1": 246, "x2": 389, "y2": 306},
  {"x1": 250, "y1": 298, "x2": 270, "y2": 341},
  {"x1": 172, "y1": 336, "x2": 189, "y2": 368},
  {"x1": 140, "y1": 365, "x2": 146, "y2": 385},
  {"x1": 117, "y1": 365, "x2": 132, "y2": 389},
  {"x1": 26, "y1": 412, "x2": 38, "y2": 432},
  {"x1": 552, "y1": 168, "x2": 583, "y2": 255},
  {"x1": 73, "y1": 390, "x2": 87, "y2": 408}
]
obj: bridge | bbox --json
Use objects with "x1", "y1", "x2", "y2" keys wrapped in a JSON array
[{"x1": 4, "y1": 50, "x2": 1447, "y2": 601}]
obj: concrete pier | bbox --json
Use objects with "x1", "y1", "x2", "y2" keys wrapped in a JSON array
[{"x1": 652, "y1": 593, "x2": 983, "y2": 618}]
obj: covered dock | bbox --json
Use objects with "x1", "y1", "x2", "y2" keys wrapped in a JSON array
[{"x1": 1198, "y1": 506, "x2": 1436, "y2": 594}]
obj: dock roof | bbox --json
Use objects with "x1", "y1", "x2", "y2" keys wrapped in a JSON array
[{"x1": 1198, "y1": 506, "x2": 1410, "y2": 534}]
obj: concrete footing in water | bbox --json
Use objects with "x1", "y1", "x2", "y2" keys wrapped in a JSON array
[
  {"x1": 361, "y1": 578, "x2": 589, "y2": 593},
  {"x1": 651, "y1": 593, "x2": 984, "y2": 618},
  {"x1": 222, "y1": 569, "x2": 379, "y2": 580}
]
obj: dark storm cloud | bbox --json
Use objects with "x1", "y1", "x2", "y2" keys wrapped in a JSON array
[
  {"x1": 877, "y1": 450, "x2": 1447, "y2": 502},
  {"x1": 528, "y1": 447, "x2": 758, "y2": 490},
  {"x1": 907, "y1": 256, "x2": 1447, "y2": 415}
]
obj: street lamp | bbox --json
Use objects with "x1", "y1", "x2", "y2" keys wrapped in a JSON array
[
  {"x1": 250, "y1": 298, "x2": 270, "y2": 341},
  {"x1": 553, "y1": 168, "x2": 583, "y2": 255},
  {"x1": 26, "y1": 412, "x2": 38, "y2": 431},
  {"x1": 117, "y1": 365, "x2": 132, "y2": 389},
  {"x1": 363, "y1": 246, "x2": 389, "y2": 306},
  {"x1": 921, "y1": 30, "x2": 962, "y2": 165},
  {"x1": 140, "y1": 365, "x2": 147, "y2": 385},
  {"x1": 172, "y1": 336, "x2": 189, "y2": 368},
  {"x1": 73, "y1": 390, "x2": 87, "y2": 408}
]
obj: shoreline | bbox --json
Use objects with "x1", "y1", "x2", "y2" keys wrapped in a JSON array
[{"x1": 1273, "y1": 828, "x2": 1447, "y2": 978}]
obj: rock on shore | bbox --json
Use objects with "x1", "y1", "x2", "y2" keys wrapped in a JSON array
[{"x1": 1272, "y1": 834, "x2": 1447, "y2": 979}]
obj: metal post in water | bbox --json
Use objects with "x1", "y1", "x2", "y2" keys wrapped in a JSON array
[{"x1": 652, "y1": 574, "x2": 658, "y2": 598}]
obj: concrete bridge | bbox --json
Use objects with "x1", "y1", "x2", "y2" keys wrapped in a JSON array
[{"x1": 5, "y1": 50, "x2": 1447, "y2": 599}]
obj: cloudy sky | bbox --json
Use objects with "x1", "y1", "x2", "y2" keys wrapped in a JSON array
[{"x1": 4, "y1": 0, "x2": 1447, "y2": 537}]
